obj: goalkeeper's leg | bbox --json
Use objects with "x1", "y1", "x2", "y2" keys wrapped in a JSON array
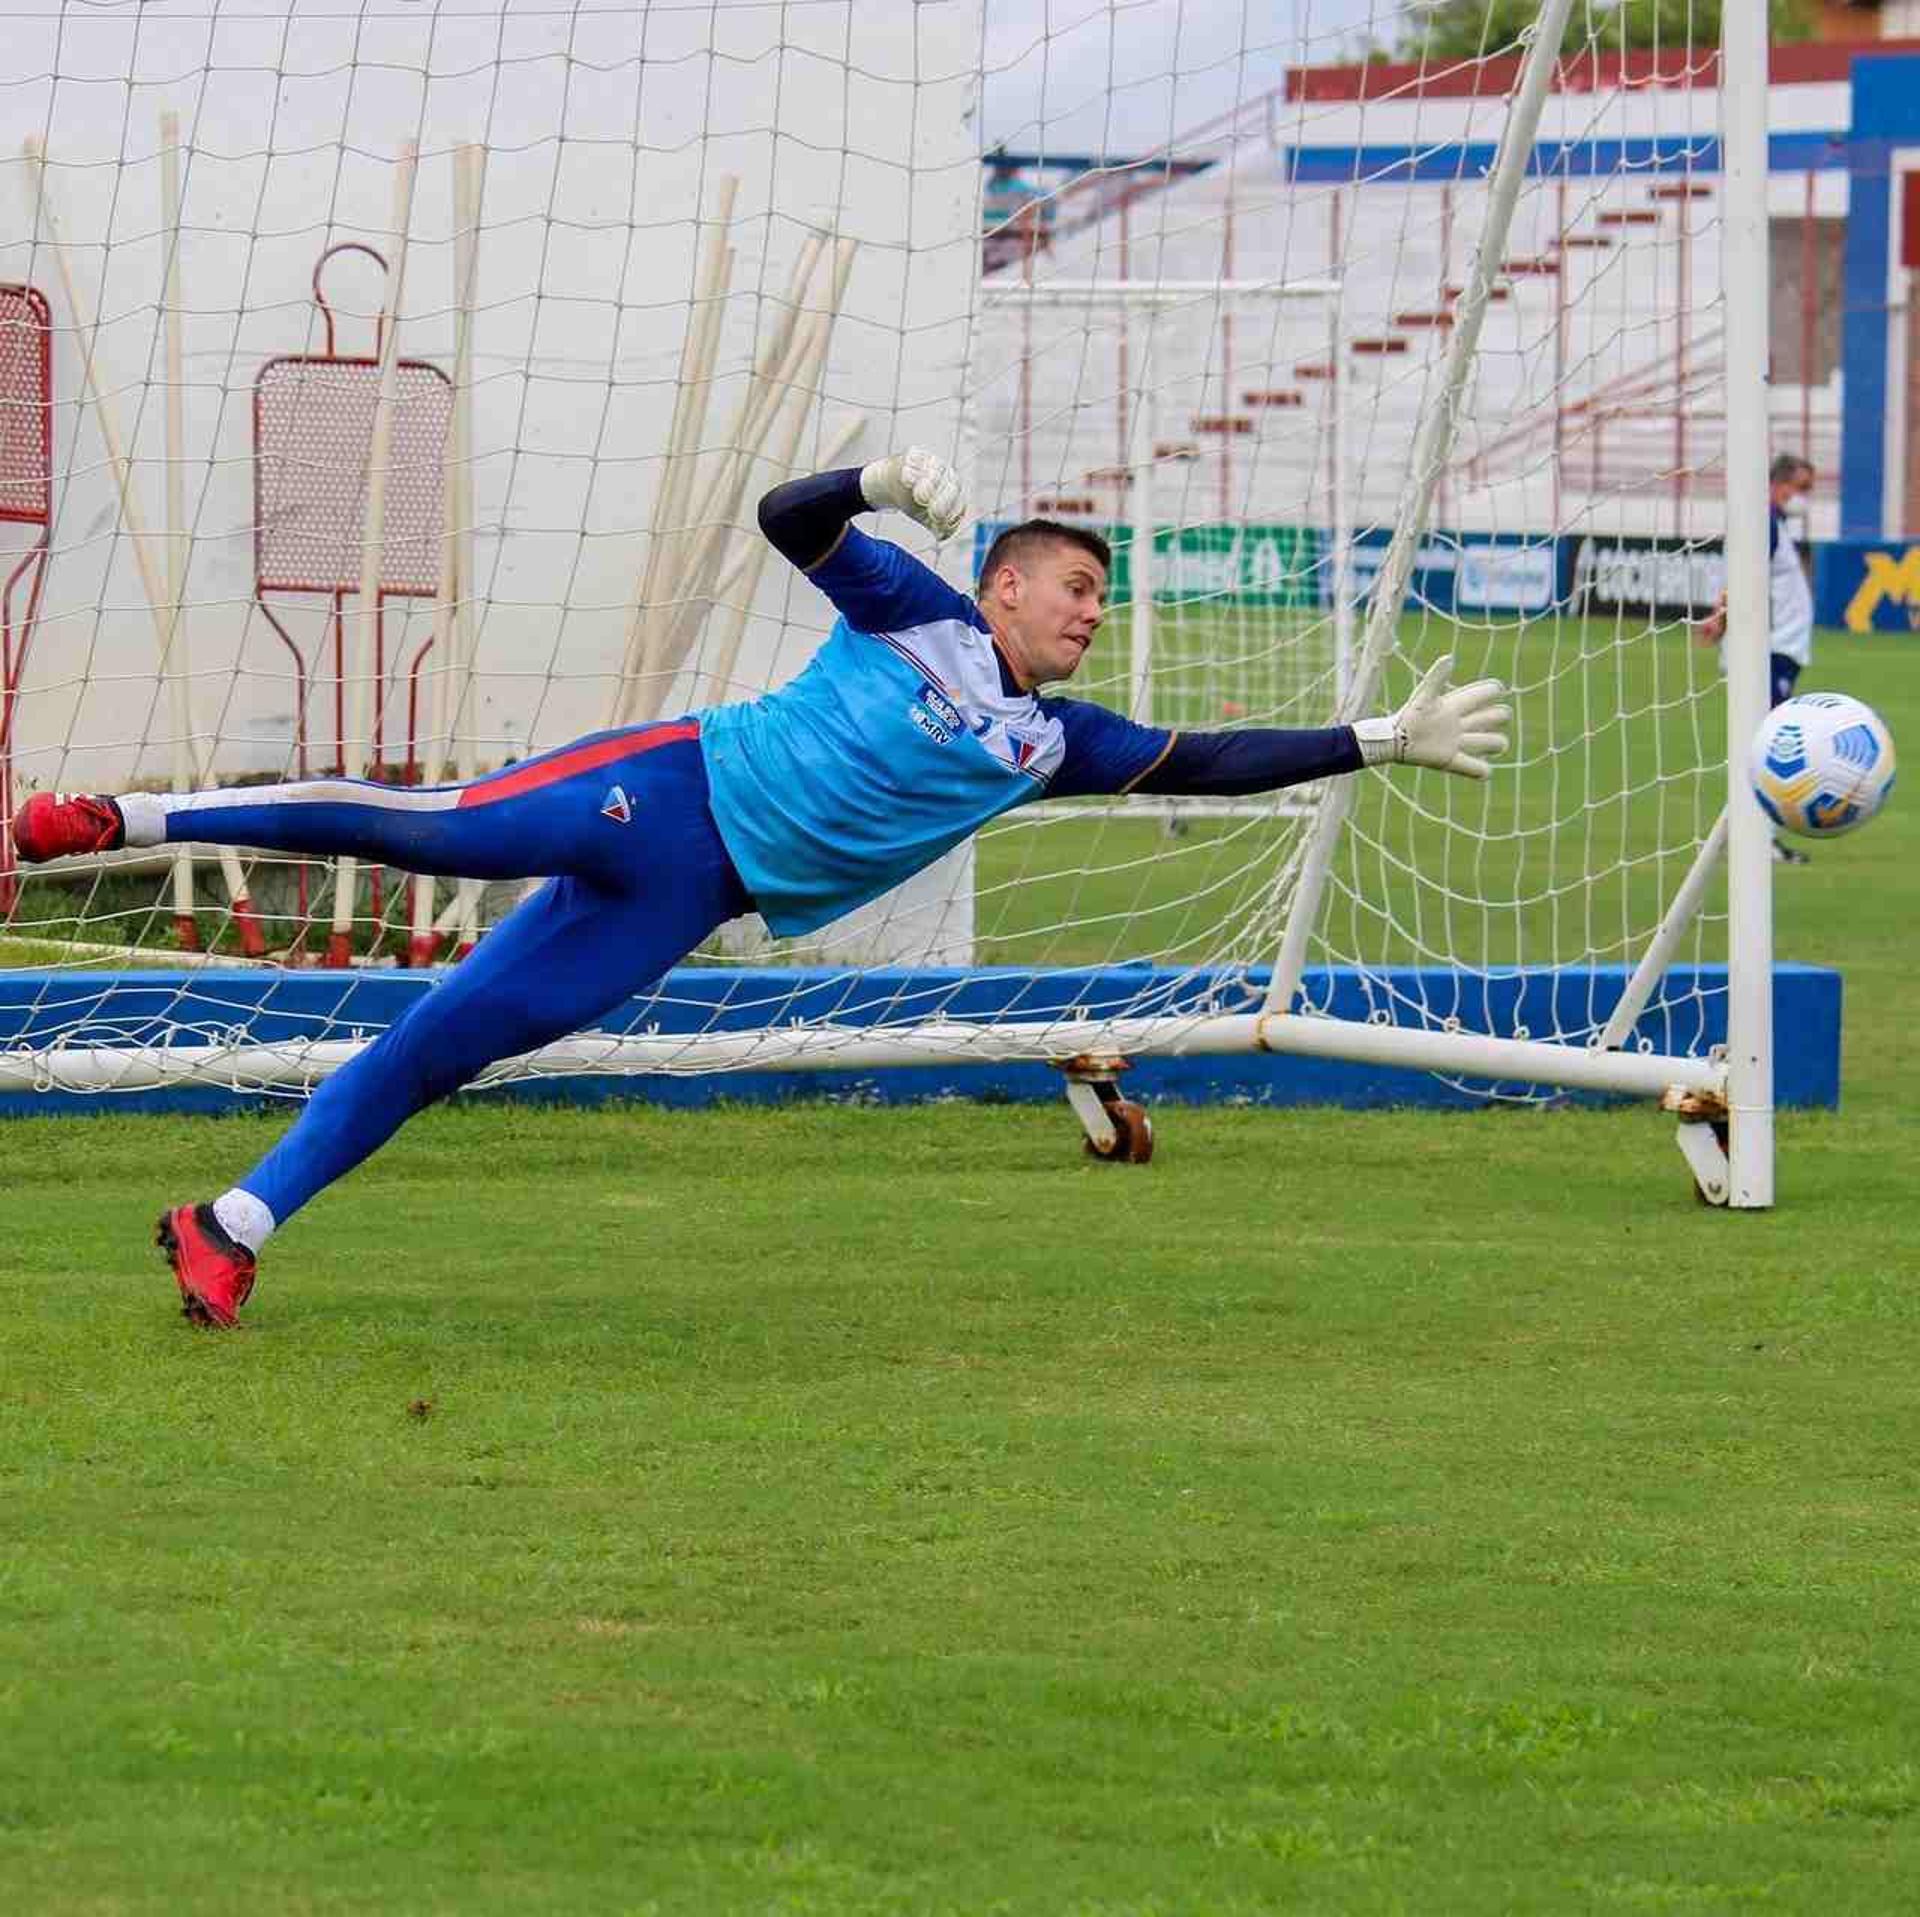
[
  {"x1": 13, "y1": 719, "x2": 701, "y2": 884},
  {"x1": 244, "y1": 867, "x2": 731, "y2": 1224},
  {"x1": 153, "y1": 729, "x2": 752, "y2": 1324}
]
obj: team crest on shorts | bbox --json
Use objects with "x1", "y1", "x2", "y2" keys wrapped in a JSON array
[{"x1": 601, "y1": 784, "x2": 632, "y2": 823}]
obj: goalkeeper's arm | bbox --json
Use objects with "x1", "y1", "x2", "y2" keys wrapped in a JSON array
[
  {"x1": 757, "y1": 450, "x2": 970, "y2": 634},
  {"x1": 758, "y1": 449, "x2": 964, "y2": 571},
  {"x1": 1121, "y1": 657, "x2": 1510, "y2": 796}
]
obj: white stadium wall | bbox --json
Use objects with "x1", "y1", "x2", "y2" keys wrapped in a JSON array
[{"x1": 1, "y1": 1, "x2": 984, "y2": 958}]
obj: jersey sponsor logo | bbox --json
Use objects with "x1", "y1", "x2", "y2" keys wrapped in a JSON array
[
  {"x1": 907, "y1": 702, "x2": 954, "y2": 745},
  {"x1": 600, "y1": 783, "x2": 632, "y2": 823},
  {"x1": 917, "y1": 681, "x2": 963, "y2": 732}
]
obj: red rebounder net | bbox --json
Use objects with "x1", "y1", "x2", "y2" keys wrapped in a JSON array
[
  {"x1": 255, "y1": 356, "x2": 451, "y2": 601},
  {"x1": 252, "y1": 244, "x2": 452, "y2": 775},
  {"x1": 251, "y1": 245, "x2": 451, "y2": 952},
  {"x1": 0, "y1": 283, "x2": 52, "y2": 918}
]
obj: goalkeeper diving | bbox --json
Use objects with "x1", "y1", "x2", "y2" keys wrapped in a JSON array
[{"x1": 11, "y1": 451, "x2": 1510, "y2": 1327}]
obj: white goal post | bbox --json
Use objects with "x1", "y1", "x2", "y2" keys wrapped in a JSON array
[
  {"x1": 0, "y1": 0, "x2": 1777, "y2": 1205},
  {"x1": 977, "y1": 276, "x2": 1355, "y2": 778}
]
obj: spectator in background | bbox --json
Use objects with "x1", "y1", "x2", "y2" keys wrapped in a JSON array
[{"x1": 1696, "y1": 452, "x2": 1816, "y2": 864}]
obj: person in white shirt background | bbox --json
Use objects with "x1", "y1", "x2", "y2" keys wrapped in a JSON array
[{"x1": 1696, "y1": 452, "x2": 1817, "y2": 864}]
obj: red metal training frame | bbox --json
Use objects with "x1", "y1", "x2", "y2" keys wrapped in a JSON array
[
  {"x1": 0, "y1": 285, "x2": 52, "y2": 920},
  {"x1": 251, "y1": 242, "x2": 452, "y2": 959}
]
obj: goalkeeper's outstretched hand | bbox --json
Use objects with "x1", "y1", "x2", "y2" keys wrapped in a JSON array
[
  {"x1": 860, "y1": 447, "x2": 966, "y2": 542},
  {"x1": 1352, "y1": 655, "x2": 1511, "y2": 781}
]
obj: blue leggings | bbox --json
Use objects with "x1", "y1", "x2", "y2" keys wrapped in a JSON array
[{"x1": 166, "y1": 723, "x2": 752, "y2": 1225}]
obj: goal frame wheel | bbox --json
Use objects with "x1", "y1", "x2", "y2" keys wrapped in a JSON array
[
  {"x1": 1662, "y1": 1085, "x2": 1731, "y2": 1206},
  {"x1": 1086, "y1": 1096, "x2": 1154, "y2": 1164},
  {"x1": 1057, "y1": 1053, "x2": 1156, "y2": 1164}
]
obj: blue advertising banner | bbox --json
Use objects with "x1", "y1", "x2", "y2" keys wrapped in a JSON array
[
  {"x1": 0, "y1": 963, "x2": 1841, "y2": 1116},
  {"x1": 1346, "y1": 528, "x2": 1568, "y2": 616},
  {"x1": 1566, "y1": 532, "x2": 1725, "y2": 618},
  {"x1": 972, "y1": 523, "x2": 1571, "y2": 617},
  {"x1": 971, "y1": 521, "x2": 1322, "y2": 607},
  {"x1": 1815, "y1": 538, "x2": 1920, "y2": 632},
  {"x1": 970, "y1": 520, "x2": 1896, "y2": 634}
]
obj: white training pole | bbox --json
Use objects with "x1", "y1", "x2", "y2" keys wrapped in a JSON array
[
  {"x1": 413, "y1": 140, "x2": 486, "y2": 964},
  {"x1": 407, "y1": 537, "x2": 456, "y2": 961},
  {"x1": 665, "y1": 236, "x2": 833, "y2": 582},
  {"x1": 1262, "y1": 0, "x2": 1578, "y2": 1016},
  {"x1": 23, "y1": 142, "x2": 176, "y2": 639},
  {"x1": 21, "y1": 143, "x2": 207, "y2": 783},
  {"x1": 702, "y1": 410, "x2": 867, "y2": 703},
  {"x1": 633, "y1": 239, "x2": 851, "y2": 720},
  {"x1": 614, "y1": 176, "x2": 742, "y2": 724},
  {"x1": 653, "y1": 238, "x2": 857, "y2": 705},
  {"x1": 160, "y1": 117, "x2": 260, "y2": 950},
  {"x1": 1128, "y1": 312, "x2": 1157, "y2": 724},
  {"x1": 159, "y1": 114, "x2": 199, "y2": 942},
  {"x1": 672, "y1": 229, "x2": 831, "y2": 557},
  {"x1": 450, "y1": 143, "x2": 489, "y2": 955},
  {"x1": 642, "y1": 316, "x2": 818, "y2": 707},
  {"x1": 331, "y1": 140, "x2": 419, "y2": 966},
  {"x1": 1720, "y1": 4, "x2": 1775, "y2": 1207},
  {"x1": 1328, "y1": 294, "x2": 1355, "y2": 705},
  {"x1": 613, "y1": 240, "x2": 735, "y2": 721}
]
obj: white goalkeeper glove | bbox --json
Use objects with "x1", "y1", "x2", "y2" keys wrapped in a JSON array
[
  {"x1": 1352, "y1": 654, "x2": 1511, "y2": 781},
  {"x1": 860, "y1": 447, "x2": 966, "y2": 542}
]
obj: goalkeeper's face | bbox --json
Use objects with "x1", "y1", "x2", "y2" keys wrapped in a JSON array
[{"x1": 992, "y1": 543, "x2": 1108, "y2": 686}]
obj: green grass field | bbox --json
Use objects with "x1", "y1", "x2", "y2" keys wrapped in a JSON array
[{"x1": 2, "y1": 628, "x2": 1917, "y2": 1912}]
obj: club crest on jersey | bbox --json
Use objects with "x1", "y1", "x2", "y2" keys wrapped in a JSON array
[
  {"x1": 600, "y1": 784, "x2": 632, "y2": 823},
  {"x1": 988, "y1": 719, "x2": 1047, "y2": 770}
]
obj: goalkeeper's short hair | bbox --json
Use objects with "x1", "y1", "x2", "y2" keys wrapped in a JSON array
[{"x1": 978, "y1": 519, "x2": 1112, "y2": 588}]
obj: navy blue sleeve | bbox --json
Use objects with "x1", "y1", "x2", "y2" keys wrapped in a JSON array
[
  {"x1": 1040, "y1": 696, "x2": 1175, "y2": 798},
  {"x1": 1133, "y1": 726, "x2": 1363, "y2": 797},
  {"x1": 804, "y1": 525, "x2": 980, "y2": 636},
  {"x1": 759, "y1": 467, "x2": 867, "y2": 569}
]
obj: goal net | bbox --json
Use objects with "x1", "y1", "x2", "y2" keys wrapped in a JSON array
[{"x1": 0, "y1": 2, "x2": 1774, "y2": 1197}]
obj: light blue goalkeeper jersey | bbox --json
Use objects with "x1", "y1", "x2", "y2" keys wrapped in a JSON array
[{"x1": 699, "y1": 529, "x2": 1170, "y2": 936}]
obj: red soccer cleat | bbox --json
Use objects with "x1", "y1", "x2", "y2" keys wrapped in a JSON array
[
  {"x1": 156, "y1": 1203, "x2": 258, "y2": 1328},
  {"x1": 11, "y1": 792, "x2": 125, "y2": 863}
]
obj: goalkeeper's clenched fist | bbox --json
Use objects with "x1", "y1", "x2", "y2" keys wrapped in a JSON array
[{"x1": 859, "y1": 447, "x2": 967, "y2": 541}]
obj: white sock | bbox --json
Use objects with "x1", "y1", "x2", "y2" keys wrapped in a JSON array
[
  {"x1": 116, "y1": 793, "x2": 168, "y2": 847},
  {"x1": 212, "y1": 1188, "x2": 276, "y2": 1254}
]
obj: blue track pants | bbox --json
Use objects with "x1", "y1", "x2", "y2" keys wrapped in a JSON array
[{"x1": 158, "y1": 722, "x2": 752, "y2": 1225}]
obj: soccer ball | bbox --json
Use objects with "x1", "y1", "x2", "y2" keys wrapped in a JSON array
[{"x1": 1750, "y1": 693, "x2": 1897, "y2": 838}]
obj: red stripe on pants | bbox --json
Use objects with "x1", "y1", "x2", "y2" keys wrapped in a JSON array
[{"x1": 456, "y1": 720, "x2": 700, "y2": 807}]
